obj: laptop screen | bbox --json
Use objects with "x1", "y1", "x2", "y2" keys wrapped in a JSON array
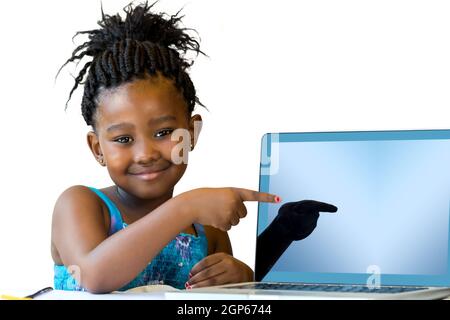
[{"x1": 257, "y1": 130, "x2": 450, "y2": 287}]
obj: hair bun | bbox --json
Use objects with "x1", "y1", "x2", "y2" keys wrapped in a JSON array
[{"x1": 76, "y1": 1, "x2": 201, "y2": 58}]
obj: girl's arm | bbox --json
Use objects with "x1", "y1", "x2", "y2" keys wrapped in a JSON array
[
  {"x1": 187, "y1": 228, "x2": 254, "y2": 288},
  {"x1": 52, "y1": 185, "x2": 195, "y2": 293},
  {"x1": 207, "y1": 226, "x2": 232, "y2": 254}
]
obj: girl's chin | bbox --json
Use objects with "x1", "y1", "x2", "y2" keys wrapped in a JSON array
[
  {"x1": 131, "y1": 185, "x2": 174, "y2": 199},
  {"x1": 130, "y1": 180, "x2": 178, "y2": 199}
]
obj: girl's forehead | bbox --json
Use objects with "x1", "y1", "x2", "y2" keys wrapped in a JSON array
[{"x1": 95, "y1": 76, "x2": 188, "y2": 125}]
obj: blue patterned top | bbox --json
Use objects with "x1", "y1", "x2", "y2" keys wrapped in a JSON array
[{"x1": 54, "y1": 187, "x2": 208, "y2": 291}]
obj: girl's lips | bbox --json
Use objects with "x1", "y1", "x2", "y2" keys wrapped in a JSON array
[{"x1": 130, "y1": 168, "x2": 167, "y2": 181}]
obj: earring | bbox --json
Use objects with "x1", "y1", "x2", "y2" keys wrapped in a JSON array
[{"x1": 98, "y1": 156, "x2": 104, "y2": 165}]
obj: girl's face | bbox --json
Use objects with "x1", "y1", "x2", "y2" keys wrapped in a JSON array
[{"x1": 88, "y1": 73, "x2": 201, "y2": 200}]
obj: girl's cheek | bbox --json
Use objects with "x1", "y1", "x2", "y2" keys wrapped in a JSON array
[{"x1": 105, "y1": 147, "x2": 131, "y2": 164}]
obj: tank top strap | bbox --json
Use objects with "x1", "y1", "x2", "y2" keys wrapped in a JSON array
[
  {"x1": 88, "y1": 187, "x2": 124, "y2": 235},
  {"x1": 193, "y1": 223, "x2": 208, "y2": 256},
  {"x1": 192, "y1": 223, "x2": 204, "y2": 237}
]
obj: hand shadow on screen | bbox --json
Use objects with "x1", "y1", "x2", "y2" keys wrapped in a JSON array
[{"x1": 255, "y1": 200, "x2": 338, "y2": 281}]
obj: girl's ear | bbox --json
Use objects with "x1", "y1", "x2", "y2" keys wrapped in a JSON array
[
  {"x1": 87, "y1": 131, "x2": 106, "y2": 166},
  {"x1": 189, "y1": 114, "x2": 202, "y2": 151}
]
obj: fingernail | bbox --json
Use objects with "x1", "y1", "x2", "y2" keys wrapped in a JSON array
[
  {"x1": 274, "y1": 196, "x2": 281, "y2": 203},
  {"x1": 189, "y1": 272, "x2": 193, "y2": 278},
  {"x1": 185, "y1": 282, "x2": 190, "y2": 289}
]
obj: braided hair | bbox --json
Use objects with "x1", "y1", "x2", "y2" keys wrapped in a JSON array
[{"x1": 58, "y1": 1, "x2": 205, "y2": 129}]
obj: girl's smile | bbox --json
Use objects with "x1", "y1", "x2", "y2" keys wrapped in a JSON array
[{"x1": 128, "y1": 164, "x2": 171, "y2": 181}]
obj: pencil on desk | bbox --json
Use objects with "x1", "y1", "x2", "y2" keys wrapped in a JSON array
[{"x1": 0, "y1": 294, "x2": 32, "y2": 300}]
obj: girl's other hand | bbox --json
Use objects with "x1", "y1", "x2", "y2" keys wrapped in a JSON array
[
  {"x1": 178, "y1": 187, "x2": 280, "y2": 231},
  {"x1": 186, "y1": 252, "x2": 253, "y2": 289}
]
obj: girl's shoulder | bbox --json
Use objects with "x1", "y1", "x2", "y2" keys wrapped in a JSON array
[
  {"x1": 54, "y1": 185, "x2": 105, "y2": 210},
  {"x1": 51, "y1": 185, "x2": 111, "y2": 265},
  {"x1": 52, "y1": 185, "x2": 110, "y2": 234}
]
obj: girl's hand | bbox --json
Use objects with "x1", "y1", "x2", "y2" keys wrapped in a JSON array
[
  {"x1": 178, "y1": 187, "x2": 279, "y2": 232},
  {"x1": 186, "y1": 253, "x2": 253, "y2": 289}
]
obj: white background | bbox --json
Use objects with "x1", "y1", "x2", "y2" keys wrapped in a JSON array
[{"x1": 1, "y1": 0, "x2": 450, "y2": 293}]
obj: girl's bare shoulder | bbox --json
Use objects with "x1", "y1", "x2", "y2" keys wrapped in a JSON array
[
  {"x1": 51, "y1": 185, "x2": 110, "y2": 265},
  {"x1": 52, "y1": 185, "x2": 109, "y2": 235},
  {"x1": 54, "y1": 185, "x2": 103, "y2": 211}
]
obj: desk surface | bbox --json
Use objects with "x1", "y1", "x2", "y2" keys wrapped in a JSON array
[
  {"x1": 26, "y1": 290, "x2": 450, "y2": 300},
  {"x1": 0, "y1": 289, "x2": 381, "y2": 300},
  {"x1": 3, "y1": 288, "x2": 450, "y2": 300}
]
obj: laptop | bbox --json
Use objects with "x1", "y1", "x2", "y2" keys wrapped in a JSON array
[{"x1": 183, "y1": 129, "x2": 450, "y2": 299}]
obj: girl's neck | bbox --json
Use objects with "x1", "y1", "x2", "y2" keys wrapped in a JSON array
[{"x1": 115, "y1": 186, "x2": 173, "y2": 217}]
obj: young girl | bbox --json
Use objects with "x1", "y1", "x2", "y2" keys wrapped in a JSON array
[{"x1": 51, "y1": 2, "x2": 279, "y2": 293}]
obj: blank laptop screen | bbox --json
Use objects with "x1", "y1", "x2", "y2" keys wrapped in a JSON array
[{"x1": 257, "y1": 130, "x2": 450, "y2": 286}]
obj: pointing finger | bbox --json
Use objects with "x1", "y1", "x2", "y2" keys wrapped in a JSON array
[{"x1": 234, "y1": 188, "x2": 280, "y2": 203}]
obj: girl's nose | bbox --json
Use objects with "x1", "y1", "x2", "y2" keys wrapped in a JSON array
[{"x1": 134, "y1": 141, "x2": 161, "y2": 164}]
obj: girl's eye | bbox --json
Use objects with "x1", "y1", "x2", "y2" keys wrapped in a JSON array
[
  {"x1": 114, "y1": 136, "x2": 133, "y2": 144},
  {"x1": 155, "y1": 129, "x2": 174, "y2": 138}
]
